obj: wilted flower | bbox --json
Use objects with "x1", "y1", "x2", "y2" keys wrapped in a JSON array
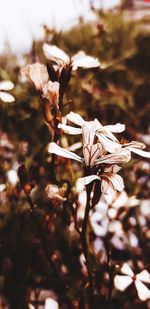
[
  {"x1": 114, "y1": 263, "x2": 150, "y2": 301},
  {"x1": 23, "y1": 63, "x2": 49, "y2": 91},
  {"x1": 42, "y1": 81, "x2": 60, "y2": 107},
  {"x1": 23, "y1": 63, "x2": 60, "y2": 108},
  {"x1": 43, "y1": 43, "x2": 100, "y2": 71},
  {"x1": 0, "y1": 80, "x2": 15, "y2": 103},
  {"x1": 45, "y1": 184, "x2": 66, "y2": 206}
]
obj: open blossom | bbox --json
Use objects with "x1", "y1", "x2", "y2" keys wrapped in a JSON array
[
  {"x1": 114, "y1": 263, "x2": 150, "y2": 301},
  {"x1": 59, "y1": 111, "x2": 125, "y2": 154},
  {"x1": 0, "y1": 80, "x2": 15, "y2": 103},
  {"x1": 78, "y1": 165, "x2": 124, "y2": 195},
  {"x1": 43, "y1": 43, "x2": 100, "y2": 71}
]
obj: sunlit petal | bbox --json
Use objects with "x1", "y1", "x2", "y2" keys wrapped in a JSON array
[
  {"x1": 78, "y1": 175, "x2": 100, "y2": 186},
  {"x1": 66, "y1": 111, "x2": 85, "y2": 126},
  {"x1": 72, "y1": 51, "x2": 100, "y2": 69},
  {"x1": 48, "y1": 142, "x2": 82, "y2": 162},
  {"x1": 102, "y1": 174, "x2": 124, "y2": 193},
  {"x1": 104, "y1": 123, "x2": 125, "y2": 133},
  {"x1": 127, "y1": 147, "x2": 150, "y2": 158},
  {"x1": 45, "y1": 298, "x2": 59, "y2": 309},
  {"x1": 114, "y1": 275, "x2": 133, "y2": 291},
  {"x1": 135, "y1": 280, "x2": 150, "y2": 301},
  {"x1": 136, "y1": 270, "x2": 150, "y2": 283},
  {"x1": 0, "y1": 81, "x2": 14, "y2": 91},
  {"x1": 0, "y1": 92, "x2": 15, "y2": 103},
  {"x1": 95, "y1": 149, "x2": 131, "y2": 165},
  {"x1": 96, "y1": 133, "x2": 121, "y2": 153},
  {"x1": 58, "y1": 123, "x2": 82, "y2": 135},
  {"x1": 121, "y1": 263, "x2": 134, "y2": 277},
  {"x1": 43, "y1": 43, "x2": 69, "y2": 64}
]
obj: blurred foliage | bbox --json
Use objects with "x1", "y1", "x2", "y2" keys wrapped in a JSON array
[{"x1": 0, "y1": 9, "x2": 150, "y2": 309}]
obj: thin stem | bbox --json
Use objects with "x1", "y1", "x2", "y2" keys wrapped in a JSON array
[
  {"x1": 81, "y1": 184, "x2": 95, "y2": 308},
  {"x1": 26, "y1": 194, "x2": 73, "y2": 308}
]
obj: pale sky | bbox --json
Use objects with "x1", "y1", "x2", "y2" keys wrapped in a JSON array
[{"x1": 0, "y1": 0, "x2": 120, "y2": 55}]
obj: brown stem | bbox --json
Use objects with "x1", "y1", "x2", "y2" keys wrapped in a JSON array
[
  {"x1": 26, "y1": 194, "x2": 72, "y2": 308},
  {"x1": 81, "y1": 184, "x2": 95, "y2": 308}
]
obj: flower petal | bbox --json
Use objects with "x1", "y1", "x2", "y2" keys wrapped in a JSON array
[
  {"x1": 96, "y1": 133, "x2": 121, "y2": 153},
  {"x1": 78, "y1": 175, "x2": 100, "y2": 186},
  {"x1": 45, "y1": 298, "x2": 59, "y2": 309},
  {"x1": 114, "y1": 275, "x2": 133, "y2": 291},
  {"x1": 72, "y1": 51, "x2": 100, "y2": 69},
  {"x1": 101, "y1": 174, "x2": 124, "y2": 193},
  {"x1": 43, "y1": 43, "x2": 69, "y2": 64},
  {"x1": 48, "y1": 142, "x2": 82, "y2": 162},
  {"x1": 136, "y1": 270, "x2": 150, "y2": 284},
  {"x1": 95, "y1": 149, "x2": 131, "y2": 165},
  {"x1": 0, "y1": 81, "x2": 14, "y2": 91},
  {"x1": 101, "y1": 178, "x2": 116, "y2": 195},
  {"x1": 0, "y1": 92, "x2": 15, "y2": 103},
  {"x1": 104, "y1": 123, "x2": 125, "y2": 133},
  {"x1": 127, "y1": 147, "x2": 150, "y2": 158},
  {"x1": 121, "y1": 263, "x2": 134, "y2": 277},
  {"x1": 22, "y1": 63, "x2": 49, "y2": 91},
  {"x1": 135, "y1": 280, "x2": 150, "y2": 301},
  {"x1": 58, "y1": 123, "x2": 82, "y2": 135},
  {"x1": 66, "y1": 111, "x2": 85, "y2": 126}
]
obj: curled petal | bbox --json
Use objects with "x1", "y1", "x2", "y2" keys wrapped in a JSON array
[
  {"x1": 78, "y1": 175, "x2": 100, "y2": 186},
  {"x1": 123, "y1": 141, "x2": 145, "y2": 149},
  {"x1": 0, "y1": 81, "x2": 14, "y2": 91},
  {"x1": 136, "y1": 270, "x2": 150, "y2": 284},
  {"x1": 72, "y1": 51, "x2": 100, "y2": 69},
  {"x1": 135, "y1": 280, "x2": 150, "y2": 301},
  {"x1": 66, "y1": 111, "x2": 85, "y2": 126},
  {"x1": 48, "y1": 142, "x2": 82, "y2": 162},
  {"x1": 0, "y1": 92, "x2": 15, "y2": 103},
  {"x1": 58, "y1": 124, "x2": 82, "y2": 135},
  {"x1": 43, "y1": 43, "x2": 69, "y2": 65},
  {"x1": 104, "y1": 123, "x2": 125, "y2": 133},
  {"x1": 22, "y1": 63, "x2": 49, "y2": 91},
  {"x1": 114, "y1": 275, "x2": 133, "y2": 291},
  {"x1": 121, "y1": 263, "x2": 134, "y2": 277},
  {"x1": 95, "y1": 149, "x2": 131, "y2": 165}
]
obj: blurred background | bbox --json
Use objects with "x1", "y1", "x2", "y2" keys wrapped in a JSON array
[{"x1": 0, "y1": 0, "x2": 150, "y2": 308}]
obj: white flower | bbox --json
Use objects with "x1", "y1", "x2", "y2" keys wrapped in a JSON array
[
  {"x1": 114, "y1": 263, "x2": 150, "y2": 301},
  {"x1": 59, "y1": 111, "x2": 124, "y2": 154},
  {"x1": 22, "y1": 63, "x2": 49, "y2": 91},
  {"x1": 0, "y1": 80, "x2": 15, "y2": 103},
  {"x1": 78, "y1": 165, "x2": 124, "y2": 196},
  {"x1": 43, "y1": 44, "x2": 100, "y2": 70},
  {"x1": 48, "y1": 142, "x2": 131, "y2": 168}
]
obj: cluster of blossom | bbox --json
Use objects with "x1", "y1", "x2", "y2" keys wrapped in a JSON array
[{"x1": 23, "y1": 43, "x2": 150, "y2": 304}]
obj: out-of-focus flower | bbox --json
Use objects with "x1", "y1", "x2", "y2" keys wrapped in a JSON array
[
  {"x1": 43, "y1": 44, "x2": 100, "y2": 71},
  {"x1": 42, "y1": 81, "x2": 60, "y2": 107},
  {"x1": 7, "y1": 169, "x2": 19, "y2": 185},
  {"x1": 0, "y1": 80, "x2": 15, "y2": 103},
  {"x1": 45, "y1": 184, "x2": 66, "y2": 206},
  {"x1": 114, "y1": 263, "x2": 150, "y2": 301},
  {"x1": 45, "y1": 298, "x2": 59, "y2": 309},
  {"x1": 22, "y1": 63, "x2": 49, "y2": 91}
]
